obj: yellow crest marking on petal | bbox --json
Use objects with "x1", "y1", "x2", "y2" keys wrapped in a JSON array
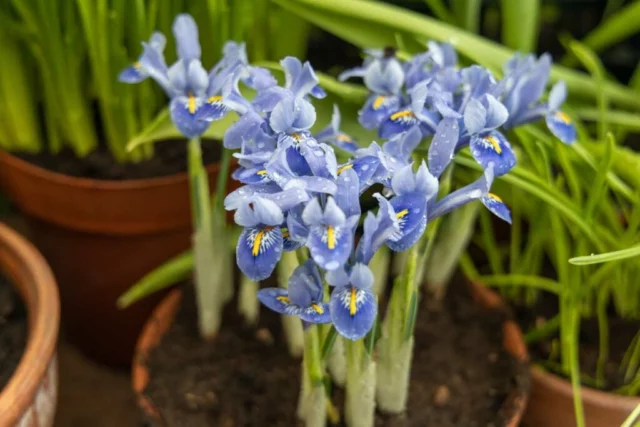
[
  {"x1": 312, "y1": 303, "x2": 324, "y2": 314},
  {"x1": 277, "y1": 296, "x2": 290, "y2": 303},
  {"x1": 373, "y1": 95, "x2": 386, "y2": 110},
  {"x1": 327, "y1": 226, "x2": 336, "y2": 249},
  {"x1": 256, "y1": 170, "x2": 268, "y2": 176},
  {"x1": 336, "y1": 134, "x2": 352, "y2": 142},
  {"x1": 252, "y1": 226, "x2": 273, "y2": 257},
  {"x1": 187, "y1": 92, "x2": 197, "y2": 115},
  {"x1": 484, "y1": 136, "x2": 502, "y2": 154},
  {"x1": 390, "y1": 110, "x2": 415, "y2": 121},
  {"x1": 208, "y1": 95, "x2": 223, "y2": 104},
  {"x1": 133, "y1": 61, "x2": 142, "y2": 69},
  {"x1": 350, "y1": 287, "x2": 357, "y2": 316},
  {"x1": 555, "y1": 111, "x2": 571, "y2": 124},
  {"x1": 337, "y1": 164, "x2": 354, "y2": 175},
  {"x1": 396, "y1": 209, "x2": 409, "y2": 219},
  {"x1": 488, "y1": 192, "x2": 503, "y2": 203},
  {"x1": 292, "y1": 133, "x2": 302, "y2": 141}
]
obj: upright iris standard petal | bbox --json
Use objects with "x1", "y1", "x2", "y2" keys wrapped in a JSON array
[
  {"x1": 545, "y1": 111, "x2": 576, "y2": 145},
  {"x1": 172, "y1": 14, "x2": 201, "y2": 62},
  {"x1": 237, "y1": 226, "x2": 283, "y2": 281},
  {"x1": 330, "y1": 285, "x2": 377, "y2": 340},
  {"x1": 481, "y1": 193, "x2": 512, "y2": 223},
  {"x1": 469, "y1": 130, "x2": 516, "y2": 176}
]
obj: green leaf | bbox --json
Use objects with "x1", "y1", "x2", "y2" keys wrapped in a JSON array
[
  {"x1": 403, "y1": 291, "x2": 419, "y2": 341},
  {"x1": 363, "y1": 314, "x2": 381, "y2": 356},
  {"x1": 564, "y1": 0, "x2": 640, "y2": 65},
  {"x1": 117, "y1": 249, "x2": 193, "y2": 308},
  {"x1": 479, "y1": 274, "x2": 563, "y2": 294},
  {"x1": 274, "y1": 0, "x2": 640, "y2": 109},
  {"x1": 321, "y1": 325, "x2": 338, "y2": 362},
  {"x1": 501, "y1": 0, "x2": 540, "y2": 52},
  {"x1": 569, "y1": 245, "x2": 640, "y2": 266}
]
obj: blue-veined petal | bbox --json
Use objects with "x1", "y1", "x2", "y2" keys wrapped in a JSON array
[
  {"x1": 286, "y1": 208, "x2": 309, "y2": 244},
  {"x1": 187, "y1": 60, "x2": 209, "y2": 95},
  {"x1": 464, "y1": 99, "x2": 487, "y2": 135},
  {"x1": 469, "y1": 131, "x2": 516, "y2": 176},
  {"x1": 364, "y1": 57, "x2": 404, "y2": 95},
  {"x1": 169, "y1": 96, "x2": 210, "y2": 138},
  {"x1": 356, "y1": 195, "x2": 400, "y2": 263},
  {"x1": 308, "y1": 225, "x2": 353, "y2": 271},
  {"x1": 244, "y1": 66, "x2": 278, "y2": 91},
  {"x1": 232, "y1": 166, "x2": 271, "y2": 184},
  {"x1": 383, "y1": 126, "x2": 422, "y2": 163},
  {"x1": 224, "y1": 183, "x2": 280, "y2": 211},
  {"x1": 548, "y1": 81, "x2": 567, "y2": 111},
  {"x1": 257, "y1": 287, "x2": 291, "y2": 315},
  {"x1": 545, "y1": 111, "x2": 576, "y2": 145},
  {"x1": 389, "y1": 193, "x2": 427, "y2": 235},
  {"x1": 330, "y1": 286, "x2": 377, "y2": 340},
  {"x1": 252, "y1": 86, "x2": 289, "y2": 112},
  {"x1": 281, "y1": 225, "x2": 304, "y2": 251},
  {"x1": 295, "y1": 303, "x2": 332, "y2": 324},
  {"x1": 234, "y1": 197, "x2": 283, "y2": 227},
  {"x1": 237, "y1": 226, "x2": 283, "y2": 281},
  {"x1": 481, "y1": 193, "x2": 512, "y2": 223},
  {"x1": 299, "y1": 140, "x2": 337, "y2": 179},
  {"x1": 484, "y1": 95, "x2": 508, "y2": 130},
  {"x1": 379, "y1": 110, "x2": 420, "y2": 139},
  {"x1": 288, "y1": 259, "x2": 324, "y2": 306},
  {"x1": 349, "y1": 263, "x2": 374, "y2": 290},
  {"x1": 224, "y1": 110, "x2": 266, "y2": 149},
  {"x1": 386, "y1": 214, "x2": 427, "y2": 252},
  {"x1": 358, "y1": 94, "x2": 401, "y2": 129},
  {"x1": 195, "y1": 95, "x2": 229, "y2": 123}
]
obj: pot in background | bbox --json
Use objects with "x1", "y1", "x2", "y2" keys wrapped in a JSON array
[
  {"x1": 132, "y1": 282, "x2": 530, "y2": 426},
  {"x1": 0, "y1": 149, "x2": 224, "y2": 367},
  {"x1": 0, "y1": 223, "x2": 60, "y2": 426},
  {"x1": 524, "y1": 366, "x2": 640, "y2": 427}
]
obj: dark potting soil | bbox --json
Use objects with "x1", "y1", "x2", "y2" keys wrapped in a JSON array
[
  {"x1": 515, "y1": 292, "x2": 640, "y2": 391},
  {"x1": 0, "y1": 274, "x2": 28, "y2": 391},
  {"x1": 15, "y1": 139, "x2": 221, "y2": 181},
  {"x1": 144, "y1": 280, "x2": 527, "y2": 427}
]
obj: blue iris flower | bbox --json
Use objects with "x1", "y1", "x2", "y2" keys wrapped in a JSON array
[
  {"x1": 258, "y1": 259, "x2": 331, "y2": 324},
  {"x1": 463, "y1": 95, "x2": 516, "y2": 177},
  {"x1": 500, "y1": 54, "x2": 576, "y2": 144},
  {"x1": 235, "y1": 198, "x2": 286, "y2": 281},
  {"x1": 340, "y1": 48, "x2": 405, "y2": 129},
  {"x1": 327, "y1": 263, "x2": 378, "y2": 340},
  {"x1": 481, "y1": 192, "x2": 512, "y2": 224},
  {"x1": 119, "y1": 14, "x2": 241, "y2": 138},
  {"x1": 404, "y1": 41, "x2": 458, "y2": 90}
]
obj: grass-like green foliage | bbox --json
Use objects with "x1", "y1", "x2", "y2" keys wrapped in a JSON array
[{"x1": 0, "y1": 0, "x2": 311, "y2": 163}]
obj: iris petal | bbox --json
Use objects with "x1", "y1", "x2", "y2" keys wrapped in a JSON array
[
  {"x1": 169, "y1": 96, "x2": 210, "y2": 138},
  {"x1": 330, "y1": 286, "x2": 377, "y2": 340},
  {"x1": 469, "y1": 130, "x2": 516, "y2": 177},
  {"x1": 195, "y1": 97, "x2": 229, "y2": 123},
  {"x1": 358, "y1": 95, "x2": 401, "y2": 129},
  {"x1": 118, "y1": 65, "x2": 145, "y2": 83},
  {"x1": 481, "y1": 194, "x2": 512, "y2": 224},
  {"x1": 386, "y1": 213, "x2": 427, "y2": 252},
  {"x1": 389, "y1": 193, "x2": 427, "y2": 237},
  {"x1": 545, "y1": 111, "x2": 576, "y2": 145},
  {"x1": 236, "y1": 226, "x2": 283, "y2": 281},
  {"x1": 257, "y1": 288, "x2": 290, "y2": 315},
  {"x1": 379, "y1": 110, "x2": 420, "y2": 139},
  {"x1": 308, "y1": 225, "x2": 353, "y2": 271}
]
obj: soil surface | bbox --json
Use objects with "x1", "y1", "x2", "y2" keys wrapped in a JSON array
[
  {"x1": 15, "y1": 139, "x2": 221, "y2": 181},
  {"x1": 144, "y1": 280, "x2": 527, "y2": 427},
  {"x1": 515, "y1": 292, "x2": 640, "y2": 391},
  {"x1": 0, "y1": 274, "x2": 27, "y2": 390}
]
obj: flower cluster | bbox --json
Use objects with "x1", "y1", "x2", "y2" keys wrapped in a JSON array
[
  {"x1": 221, "y1": 42, "x2": 574, "y2": 341},
  {"x1": 120, "y1": 15, "x2": 576, "y2": 342}
]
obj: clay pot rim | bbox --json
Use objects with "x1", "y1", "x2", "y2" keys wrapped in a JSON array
[
  {"x1": 531, "y1": 365, "x2": 640, "y2": 410},
  {"x1": 0, "y1": 223, "x2": 59, "y2": 425},
  {"x1": 133, "y1": 281, "x2": 530, "y2": 426},
  {"x1": 0, "y1": 148, "x2": 220, "y2": 191}
]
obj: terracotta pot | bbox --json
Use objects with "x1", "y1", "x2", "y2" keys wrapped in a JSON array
[
  {"x1": 0, "y1": 223, "x2": 60, "y2": 426},
  {"x1": 524, "y1": 366, "x2": 640, "y2": 427},
  {"x1": 0, "y1": 149, "x2": 225, "y2": 367},
  {"x1": 132, "y1": 281, "x2": 530, "y2": 426}
]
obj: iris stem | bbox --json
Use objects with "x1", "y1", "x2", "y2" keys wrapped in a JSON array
[
  {"x1": 298, "y1": 325, "x2": 327, "y2": 427},
  {"x1": 278, "y1": 251, "x2": 304, "y2": 357},
  {"x1": 188, "y1": 136, "x2": 226, "y2": 339},
  {"x1": 345, "y1": 339, "x2": 376, "y2": 427}
]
